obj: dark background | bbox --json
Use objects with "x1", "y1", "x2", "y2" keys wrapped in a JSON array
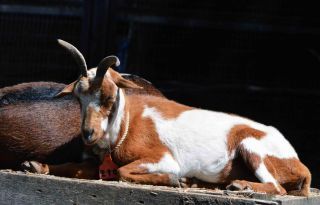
[{"x1": 1, "y1": 0, "x2": 319, "y2": 187}]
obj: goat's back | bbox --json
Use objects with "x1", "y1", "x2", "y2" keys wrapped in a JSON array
[{"x1": 0, "y1": 82, "x2": 83, "y2": 168}]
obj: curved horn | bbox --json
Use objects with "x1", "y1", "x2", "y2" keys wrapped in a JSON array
[
  {"x1": 57, "y1": 39, "x2": 88, "y2": 77},
  {"x1": 95, "y1": 55, "x2": 120, "y2": 79}
]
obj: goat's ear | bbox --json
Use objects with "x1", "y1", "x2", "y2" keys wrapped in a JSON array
[
  {"x1": 55, "y1": 81, "x2": 77, "y2": 97},
  {"x1": 109, "y1": 69, "x2": 143, "y2": 89},
  {"x1": 116, "y1": 78, "x2": 143, "y2": 89}
]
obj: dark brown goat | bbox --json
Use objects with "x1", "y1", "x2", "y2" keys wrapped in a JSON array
[{"x1": 0, "y1": 75, "x2": 164, "y2": 178}]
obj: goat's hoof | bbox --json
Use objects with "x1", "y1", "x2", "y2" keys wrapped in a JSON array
[
  {"x1": 178, "y1": 177, "x2": 189, "y2": 188},
  {"x1": 226, "y1": 180, "x2": 251, "y2": 191},
  {"x1": 21, "y1": 161, "x2": 49, "y2": 175},
  {"x1": 168, "y1": 174, "x2": 181, "y2": 187},
  {"x1": 178, "y1": 177, "x2": 199, "y2": 188}
]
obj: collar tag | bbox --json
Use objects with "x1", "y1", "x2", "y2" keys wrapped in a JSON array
[{"x1": 99, "y1": 154, "x2": 119, "y2": 180}]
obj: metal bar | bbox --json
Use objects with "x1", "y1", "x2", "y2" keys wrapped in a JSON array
[
  {"x1": 0, "y1": 4, "x2": 83, "y2": 17},
  {"x1": 116, "y1": 13, "x2": 320, "y2": 35}
]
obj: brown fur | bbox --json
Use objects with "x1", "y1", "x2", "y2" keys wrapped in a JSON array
[
  {"x1": 265, "y1": 156, "x2": 311, "y2": 196},
  {"x1": 227, "y1": 124, "x2": 266, "y2": 154},
  {"x1": 118, "y1": 159, "x2": 177, "y2": 186},
  {"x1": 109, "y1": 69, "x2": 142, "y2": 90},
  {"x1": 0, "y1": 100, "x2": 82, "y2": 166},
  {"x1": 112, "y1": 96, "x2": 171, "y2": 166},
  {"x1": 0, "y1": 82, "x2": 62, "y2": 97},
  {"x1": 138, "y1": 95, "x2": 193, "y2": 119}
]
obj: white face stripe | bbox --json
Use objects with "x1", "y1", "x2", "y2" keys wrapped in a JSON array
[{"x1": 78, "y1": 91, "x2": 102, "y2": 120}]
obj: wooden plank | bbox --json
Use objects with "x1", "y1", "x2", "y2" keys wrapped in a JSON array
[{"x1": 0, "y1": 170, "x2": 319, "y2": 205}]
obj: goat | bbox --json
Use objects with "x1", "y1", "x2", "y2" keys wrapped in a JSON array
[
  {"x1": 0, "y1": 74, "x2": 164, "y2": 179},
  {"x1": 58, "y1": 39, "x2": 312, "y2": 196}
]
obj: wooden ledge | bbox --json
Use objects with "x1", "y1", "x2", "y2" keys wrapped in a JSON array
[{"x1": 0, "y1": 170, "x2": 319, "y2": 205}]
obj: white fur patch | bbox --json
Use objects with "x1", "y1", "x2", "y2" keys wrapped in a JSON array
[
  {"x1": 142, "y1": 107, "x2": 231, "y2": 182},
  {"x1": 255, "y1": 163, "x2": 277, "y2": 184},
  {"x1": 261, "y1": 127, "x2": 298, "y2": 159},
  {"x1": 255, "y1": 163, "x2": 279, "y2": 191},
  {"x1": 241, "y1": 138, "x2": 266, "y2": 157},
  {"x1": 241, "y1": 131, "x2": 298, "y2": 159},
  {"x1": 142, "y1": 106, "x2": 299, "y2": 183},
  {"x1": 97, "y1": 89, "x2": 126, "y2": 149},
  {"x1": 140, "y1": 152, "x2": 181, "y2": 175}
]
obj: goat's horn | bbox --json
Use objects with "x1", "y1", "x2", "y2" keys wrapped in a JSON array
[
  {"x1": 57, "y1": 39, "x2": 88, "y2": 77},
  {"x1": 96, "y1": 55, "x2": 120, "y2": 79}
]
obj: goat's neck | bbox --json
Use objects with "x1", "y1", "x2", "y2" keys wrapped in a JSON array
[{"x1": 98, "y1": 89, "x2": 127, "y2": 149}]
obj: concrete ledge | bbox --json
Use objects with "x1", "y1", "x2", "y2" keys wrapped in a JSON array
[{"x1": 0, "y1": 170, "x2": 319, "y2": 205}]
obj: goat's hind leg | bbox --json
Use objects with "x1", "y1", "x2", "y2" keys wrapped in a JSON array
[
  {"x1": 266, "y1": 156, "x2": 311, "y2": 196},
  {"x1": 227, "y1": 141, "x2": 286, "y2": 195}
]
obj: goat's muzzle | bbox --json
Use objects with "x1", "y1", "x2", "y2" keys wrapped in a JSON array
[{"x1": 82, "y1": 128, "x2": 96, "y2": 145}]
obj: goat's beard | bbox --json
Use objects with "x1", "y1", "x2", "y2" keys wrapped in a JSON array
[{"x1": 96, "y1": 133, "x2": 110, "y2": 149}]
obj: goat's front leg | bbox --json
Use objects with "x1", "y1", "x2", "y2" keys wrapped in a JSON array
[
  {"x1": 21, "y1": 159, "x2": 99, "y2": 179},
  {"x1": 118, "y1": 159, "x2": 180, "y2": 187}
]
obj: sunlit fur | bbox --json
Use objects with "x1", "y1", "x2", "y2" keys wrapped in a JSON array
[
  {"x1": 72, "y1": 68, "x2": 311, "y2": 196},
  {"x1": 73, "y1": 69, "x2": 120, "y2": 145}
]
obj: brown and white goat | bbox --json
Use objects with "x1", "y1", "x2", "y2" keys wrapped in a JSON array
[{"x1": 58, "y1": 40, "x2": 311, "y2": 196}]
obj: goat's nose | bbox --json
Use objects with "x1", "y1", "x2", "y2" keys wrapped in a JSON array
[{"x1": 82, "y1": 129, "x2": 94, "y2": 141}]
